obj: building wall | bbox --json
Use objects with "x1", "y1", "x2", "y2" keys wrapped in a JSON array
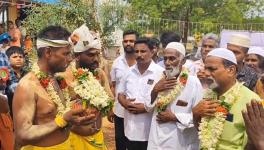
[{"x1": 8, "y1": 4, "x2": 18, "y2": 23}]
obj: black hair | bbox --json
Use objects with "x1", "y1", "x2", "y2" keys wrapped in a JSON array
[
  {"x1": 241, "y1": 47, "x2": 249, "y2": 54},
  {"x1": 6, "y1": 46, "x2": 24, "y2": 58},
  {"x1": 160, "y1": 31, "x2": 181, "y2": 48},
  {"x1": 15, "y1": 18, "x2": 21, "y2": 27},
  {"x1": 256, "y1": 54, "x2": 264, "y2": 71},
  {"x1": 223, "y1": 59, "x2": 237, "y2": 72},
  {"x1": 135, "y1": 37, "x2": 154, "y2": 50},
  {"x1": 37, "y1": 25, "x2": 71, "y2": 58},
  {"x1": 149, "y1": 38, "x2": 160, "y2": 48},
  {"x1": 123, "y1": 30, "x2": 139, "y2": 39}
]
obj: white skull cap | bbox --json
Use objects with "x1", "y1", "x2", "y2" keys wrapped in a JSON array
[
  {"x1": 165, "y1": 42, "x2": 185, "y2": 56},
  {"x1": 207, "y1": 48, "x2": 237, "y2": 64}
]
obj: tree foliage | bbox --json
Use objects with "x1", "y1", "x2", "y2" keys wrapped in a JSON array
[
  {"x1": 129, "y1": 0, "x2": 264, "y2": 42},
  {"x1": 23, "y1": 0, "x2": 128, "y2": 47}
]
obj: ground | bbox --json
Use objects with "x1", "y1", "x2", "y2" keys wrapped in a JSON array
[{"x1": 102, "y1": 118, "x2": 115, "y2": 150}]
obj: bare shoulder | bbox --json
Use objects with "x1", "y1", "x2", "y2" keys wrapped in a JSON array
[{"x1": 14, "y1": 72, "x2": 38, "y2": 102}]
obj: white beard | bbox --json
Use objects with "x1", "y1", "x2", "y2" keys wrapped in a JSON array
[
  {"x1": 165, "y1": 65, "x2": 180, "y2": 79},
  {"x1": 206, "y1": 77, "x2": 218, "y2": 89}
]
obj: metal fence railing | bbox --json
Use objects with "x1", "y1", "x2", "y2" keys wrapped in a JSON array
[{"x1": 125, "y1": 17, "x2": 264, "y2": 37}]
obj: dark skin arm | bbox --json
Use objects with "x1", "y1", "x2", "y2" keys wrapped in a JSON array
[
  {"x1": 192, "y1": 99, "x2": 219, "y2": 129},
  {"x1": 13, "y1": 83, "x2": 95, "y2": 145},
  {"x1": 151, "y1": 77, "x2": 177, "y2": 104},
  {"x1": 118, "y1": 93, "x2": 146, "y2": 114},
  {"x1": 156, "y1": 110, "x2": 177, "y2": 123}
]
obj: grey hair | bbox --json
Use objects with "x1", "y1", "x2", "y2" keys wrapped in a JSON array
[{"x1": 202, "y1": 33, "x2": 219, "y2": 48}]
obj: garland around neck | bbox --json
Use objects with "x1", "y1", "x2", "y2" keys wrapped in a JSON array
[
  {"x1": 155, "y1": 68, "x2": 189, "y2": 112},
  {"x1": 31, "y1": 63, "x2": 72, "y2": 115},
  {"x1": 199, "y1": 82, "x2": 243, "y2": 149},
  {"x1": 70, "y1": 62, "x2": 113, "y2": 116}
]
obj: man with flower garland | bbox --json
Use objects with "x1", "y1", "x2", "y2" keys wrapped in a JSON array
[
  {"x1": 62, "y1": 24, "x2": 114, "y2": 150},
  {"x1": 118, "y1": 37, "x2": 164, "y2": 150},
  {"x1": 146, "y1": 42, "x2": 203, "y2": 150},
  {"x1": 12, "y1": 26, "x2": 96, "y2": 150},
  {"x1": 192, "y1": 48, "x2": 260, "y2": 150}
]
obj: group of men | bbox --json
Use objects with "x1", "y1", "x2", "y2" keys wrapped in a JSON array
[
  {"x1": 0, "y1": 22, "x2": 264, "y2": 150},
  {"x1": 111, "y1": 31, "x2": 264, "y2": 150}
]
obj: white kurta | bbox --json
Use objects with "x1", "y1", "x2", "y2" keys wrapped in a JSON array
[
  {"x1": 147, "y1": 75, "x2": 203, "y2": 150},
  {"x1": 110, "y1": 54, "x2": 133, "y2": 118},
  {"x1": 119, "y1": 61, "x2": 164, "y2": 141}
]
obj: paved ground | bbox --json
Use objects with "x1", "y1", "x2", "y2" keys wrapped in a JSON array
[{"x1": 102, "y1": 118, "x2": 115, "y2": 150}]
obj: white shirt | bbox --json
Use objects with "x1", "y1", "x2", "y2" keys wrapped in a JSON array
[
  {"x1": 119, "y1": 61, "x2": 164, "y2": 141},
  {"x1": 110, "y1": 54, "x2": 133, "y2": 118},
  {"x1": 147, "y1": 75, "x2": 203, "y2": 150},
  {"x1": 186, "y1": 59, "x2": 204, "y2": 76},
  {"x1": 157, "y1": 60, "x2": 165, "y2": 68}
]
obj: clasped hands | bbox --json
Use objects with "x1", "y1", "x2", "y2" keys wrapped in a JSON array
[
  {"x1": 118, "y1": 93, "x2": 146, "y2": 114},
  {"x1": 62, "y1": 101, "x2": 99, "y2": 126}
]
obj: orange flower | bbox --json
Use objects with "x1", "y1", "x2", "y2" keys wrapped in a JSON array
[
  {"x1": 179, "y1": 76, "x2": 187, "y2": 85},
  {"x1": 40, "y1": 78, "x2": 50, "y2": 88},
  {"x1": 216, "y1": 106, "x2": 228, "y2": 116},
  {"x1": 77, "y1": 68, "x2": 84, "y2": 76},
  {"x1": 59, "y1": 79, "x2": 68, "y2": 89},
  {"x1": 70, "y1": 34, "x2": 80, "y2": 45}
]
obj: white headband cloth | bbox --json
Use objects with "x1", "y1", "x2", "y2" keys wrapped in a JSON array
[{"x1": 36, "y1": 38, "x2": 70, "y2": 49}]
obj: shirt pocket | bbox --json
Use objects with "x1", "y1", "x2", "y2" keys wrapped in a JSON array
[{"x1": 220, "y1": 121, "x2": 245, "y2": 146}]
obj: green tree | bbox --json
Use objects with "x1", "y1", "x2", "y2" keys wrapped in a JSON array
[
  {"x1": 129, "y1": 0, "x2": 261, "y2": 42},
  {"x1": 23, "y1": 0, "x2": 128, "y2": 47}
]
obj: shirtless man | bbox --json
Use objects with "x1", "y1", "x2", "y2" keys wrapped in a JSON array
[
  {"x1": 64, "y1": 24, "x2": 113, "y2": 149},
  {"x1": 13, "y1": 26, "x2": 95, "y2": 149}
]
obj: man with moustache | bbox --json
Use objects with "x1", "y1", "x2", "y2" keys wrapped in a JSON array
[
  {"x1": 192, "y1": 48, "x2": 260, "y2": 150},
  {"x1": 62, "y1": 24, "x2": 113, "y2": 150},
  {"x1": 110, "y1": 30, "x2": 139, "y2": 150},
  {"x1": 227, "y1": 34, "x2": 258, "y2": 90},
  {"x1": 118, "y1": 38, "x2": 164, "y2": 150},
  {"x1": 13, "y1": 26, "x2": 95, "y2": 150},
  {"x1": 147, "y1": 42, "x2": 203, "y2": 150},
  {"x1": 189, "y1": 33, "x2": 219, "y2": 76}
]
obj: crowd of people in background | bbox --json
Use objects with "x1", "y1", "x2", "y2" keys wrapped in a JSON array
[{"x1": 0, "y1": 21, "x2": 264, "y2": 150}]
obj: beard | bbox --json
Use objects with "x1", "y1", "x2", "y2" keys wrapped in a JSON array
[
  {"x1": 203, "y1": 77, "x2": 218, "y2": 90},
  {"x1": 48, "y1": 62, "x2": 67, "y2": 73},
  {"x1": 124, "y1": 46, "x2": 135, "y2": 53},
  {"x1": 165, "y1": 64, "x2": 180, "y2": 79},
  {"x1": 79, "y1": 60, "x2": 99, "y2": 71}
]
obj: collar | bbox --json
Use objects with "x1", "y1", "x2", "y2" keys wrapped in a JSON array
[
  {"x1": 220, "y1": 81, "x2": 242, "y2": 98},
  {"x1": 132, "y1": 60, "x2": 156, "y2": 75}
]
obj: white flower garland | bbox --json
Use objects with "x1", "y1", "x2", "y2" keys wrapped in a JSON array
[
  {"x1": 71, "y1": 62, "x2": 113, "y2": 116},
  {"x1": 156, "y1": 69, "x2": 189, "y2": 112},
  {"x1": 199, "y1": 82, "x2": 243, "y2": 149},
  {"x1": 32, "y1": 63, "x2": 72, "y2": 115},
  {"x1": 199, "y1": 112, "x2": 226, "y2": 149}
]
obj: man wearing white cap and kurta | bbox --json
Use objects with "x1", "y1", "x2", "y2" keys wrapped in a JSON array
[
  {"x1": 193, "y1": 48, "x2": 260, "y2": 150},
  {"x1": 147, "y1": 42, "x2": 203, "y2": 150},
  {"x1": 227, "y1": 34, "x2": 258, "y2": 91}
]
